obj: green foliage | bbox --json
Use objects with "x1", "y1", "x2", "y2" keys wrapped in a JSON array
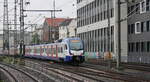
[
  {"x1": 0, "y1": 80, "x2": 4, "y2": 82},
  {"x1": 31, "y1": 33, "x2": 41, "y2": 44}
]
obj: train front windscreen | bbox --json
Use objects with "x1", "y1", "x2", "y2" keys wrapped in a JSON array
[{"x1": 69, "y1": 40, "x2": 83, "y2": 51}]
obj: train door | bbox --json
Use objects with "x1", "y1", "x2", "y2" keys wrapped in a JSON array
[
  {"x1": 60, "y1": 44, "x2": 65, "y2": 58},
  {"x1": 40, "y1": 46, "x2": 42, "y2": 56},
  {"x1": 57, "y1": 44, "x2": 65, "y2": 61},
  {"x1": 46, "y1": 45, "x2": 50, "y2": 57},
  {"x1": 53, "y1": 45, "x2": 56, "y2": 58},
  {"x1": 63, "y1": 44, "x2": 68, "y2": 56}
]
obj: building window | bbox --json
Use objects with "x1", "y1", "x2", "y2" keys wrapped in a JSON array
[
  {"x1": 128, "y1": 7, "x2": 131, "y2": 14},
  {"x1": 147, "y1": 21, "x2": 150, "y2": 31},
  {"x1": 136, "y1": 3, "x2": 140, "y2": 13},
  {"x1": 147, "y1": 41, "x2": 150, "y2": 52},
  {"x1": 143, "y1": 21, "x2": 147, "y2": 32},
  {"x1": 146, "y1": 0, "x2": 150, "y2": 11},
  {"x1": 111, "y1": 42, "x2": 114, "y2": 52},
  {"x1": 131, "y1": 5, "x2": 135, "y2": 12},
  {"x1": 131, "y1": 43, "x2": 135, "y2": 52},
  {"x1": 77, "y1": 0, "x2": 82, "y2": 4},
  {"x1": 141, "y1": 22, "x2": 144, "y2": 32},
  {"x1": 140, "y1": 0, "x2": 146, "y2": 13},
  {"x1": 131, "y1": 24, "x2": 135, "y2": 34},
  {"x1": 104, "y1": 11, "x2": 106, "y2": 20},
  {"x1": 135, "y1": 22, "x2": 141, "y2": 34},
  {"x1": 128, "y1": 43, "x2": 131, "y2": 52},
  {"x1": 141, "y1": 42, "x2": 146, "y2": 52},
  {"x1": 111, "y1": 26, "x2": 114, "y2": 35},
  {"x1": 135, "y1": 42, "x2": 140, "y2": 52},
  {"x1": 101, "y1": 29, "x2": 103, "y2": 36},
  {"x1": 128, "y1": 25, "x2": 131, "y2": 34},
  {"x1": 110, "y1": 8, "x2": 114, "y2": 17}
]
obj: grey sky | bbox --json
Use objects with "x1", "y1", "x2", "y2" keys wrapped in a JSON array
[
  {"x1": 0, "y1": 0, "x2": 77, "y2": 31},
  {"x1": 25, "y1": 0, "x2": 77, "y2": 24}
]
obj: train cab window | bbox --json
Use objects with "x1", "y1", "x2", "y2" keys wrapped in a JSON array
[{"x1": 65, "y1": 45, "x2": 67, "y2": 50}]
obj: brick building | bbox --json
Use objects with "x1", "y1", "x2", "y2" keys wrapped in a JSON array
[{"x1": 42, "y1": 18, "x2": 68, "y2": 43}]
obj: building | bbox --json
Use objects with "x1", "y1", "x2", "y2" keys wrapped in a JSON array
[
  {"x1": 34, "y1": 27, "x2": 43, "y2": 42},
  {"x1": 9, "y1": 30, "x2": 32, "y2": 47},
  {"x1": 127, "y1": 0, "x2": 150, "y2": 63},
  {"x1": 77, "y1": 0, "x2": 128, "y2": 62},
  {"x1": 59, "y1": 19, "x2": 77, "y2": 39},
  {"x1": 0, "y1": 34, "x2": 3, "y2": 48},
  {"x1": 42, "y1": 18, "x2": 68, "y2": 43},
  {"x1": 77, "y1": 0, "x2": 150, "y2": 63}
]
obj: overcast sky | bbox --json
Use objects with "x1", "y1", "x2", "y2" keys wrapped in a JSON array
[
  {"x1": 25, "y1": 0, "x2": 77, "y2": 23},
  {"x1": 0, "y1": 0, "x2": 77, "y2": 31}
]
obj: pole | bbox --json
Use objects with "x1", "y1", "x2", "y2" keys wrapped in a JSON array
[
  {"x1": 20, "y1": 0, "x2": 24, "y2": 56},
  {"x1": 116, "y1": 0, "x2": 121, "y2": 68},
  {"x1": 53, "y1": 0, "x2": 56, "y2": 18},
  {"x1": 107, "y1": 0, "x2": 111, "y2": 68},
  {"x1": 14, "y1": 0, "x2": 17, "y2": 54},
  {"x1": 107, "y1": 0, "x2": 111, "y2": 52}
]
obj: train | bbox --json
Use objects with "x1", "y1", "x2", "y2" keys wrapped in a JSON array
[{"x1": 24, "y1": 37, "x2": 85, "y2": 64}]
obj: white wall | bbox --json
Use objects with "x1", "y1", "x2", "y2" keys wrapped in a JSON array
[{"x1": 59, "y1": 19, "x2": 77, "y2": 39}]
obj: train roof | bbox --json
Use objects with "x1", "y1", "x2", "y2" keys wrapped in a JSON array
[{"x1": 26, "y1": 37, "x2": 82, "y2": 47}]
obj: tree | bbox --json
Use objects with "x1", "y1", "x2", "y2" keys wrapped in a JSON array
[{"x1": 31, "y1": 33, "x2": 41, "y2": 45}]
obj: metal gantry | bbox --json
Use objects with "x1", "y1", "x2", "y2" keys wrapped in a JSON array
[
  {"x1": 14, "y1": 0, "x2": 18, "y2": 54},
  {"x1": 3, "y1": 0, "x2": 9, "y2": 54},
  {"x1": 20, "y1": 0, "x2": 25, "y2": 56},
  {"x1": 116, "y1": 0, "x2": 121, "y2": 69}
]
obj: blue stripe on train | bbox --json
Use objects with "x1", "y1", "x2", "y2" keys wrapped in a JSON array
[
  {"x1": 64, "y1": 56, "x2": 85, "y2": 62},
  {"x1": 64, "y1": 56, "x2": 72, "y2": 62}
]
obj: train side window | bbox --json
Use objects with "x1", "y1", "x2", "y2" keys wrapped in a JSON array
[
  {"x1": 49, "y1": 47, "x2": 51, "y2": 54},
  {"x1": 58, "y1": 47, "x2": 60, "y2": 53},
  {"x1": 61, "y1": 47, "x2": 63, "y2": 53},
  {"x1": 46, "y1": 47, "x2": 49, "y2": 54},
  {"x1": 54, "y1": 46, "x2": 56, "y2": 54}
]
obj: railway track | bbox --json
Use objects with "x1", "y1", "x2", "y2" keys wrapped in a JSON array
[
  {"x1": 25, "y1": 59, "x2": 150, "y2": 82},
  {"x1": 1, "y1": 56, "x2": 150, "y2": 82},
  {"x1": 86, "y1": 59, "x2": 150, "y2": 72},
  {"x1": 81, "y1": 63, "x2": 150, "y2": 82},
  {"x1": 25, "y1": 60, "x2": 99, "y2": 82},
  {"x1": 0, "y1": 62, "x2": 39, "y2": 82},
  {"x1": 0, "y1": 65, "x2": 18, "y2": 82},
  {"x1": 122, "y1": 63, "x2": 150, "y2": 72}
]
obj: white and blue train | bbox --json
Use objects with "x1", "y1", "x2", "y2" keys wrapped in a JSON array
[{"x1": 24, "y1": 38, "x2": 85, "y2": 64}]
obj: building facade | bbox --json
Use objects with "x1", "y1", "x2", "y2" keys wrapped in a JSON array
[
  {"x1": 59, "y1": 19, "x2": 77, "y2": 39},
  {"x1": 127, "y1": 0, "x2": 150, "y2": 63},
  {"x1": 34, "y1": 27, "x2": 43, "y2": 42},
  {"x1": 9, "y1": 31, "x2": 32, "y2": 47},
  {"x1": 0, "y1": 34, "x2": 3, "y2": 48},
  {"x1": 77, "y1": 0, "x2": 150, "y2": 63},
  {"x1": 77, "y1": 0, "x2": 128, "y2": 62},
  {"x1": 42, "y1": 18, "x2": 68, "y2": 43}
]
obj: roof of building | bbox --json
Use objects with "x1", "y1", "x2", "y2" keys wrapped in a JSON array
[
  {"x1": 59, "y1": 19, "x2": 73, "y2": 26},
  {"x1": 45, "y1": 18, "x2": 69, "y2": 27}
]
